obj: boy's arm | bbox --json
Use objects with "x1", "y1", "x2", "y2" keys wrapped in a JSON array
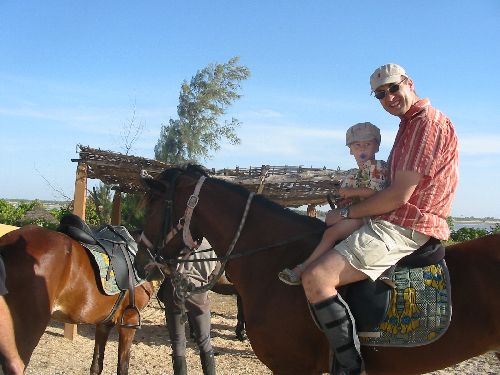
[{"x1": 339, "y1": 187, "x2": 376, "y2": 200}]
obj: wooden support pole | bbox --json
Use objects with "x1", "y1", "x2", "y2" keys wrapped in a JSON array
[
  {"x1": 111, "y1": 190, "x2": 122, "y2": 225},
  {"x1": 64, "y1": 162, "x2": 88, "y2": 340}
]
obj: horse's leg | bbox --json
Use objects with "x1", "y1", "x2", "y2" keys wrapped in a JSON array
[
  {"x1": 235, "y1": 293, "x2": 247, "y2": 341},
  {"x1": 90, "y1": 323, "x2": 114, "y2": 375},
  {"x1": 116, "y1": 326, "x2": 138, "y2": 375}
]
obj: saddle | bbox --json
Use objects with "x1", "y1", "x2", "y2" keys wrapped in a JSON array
[
  {"x1": 57, "y1": 213, "x2": 142, "y2": 294},
  {"x1": 340, "y1": 238, "x2": 451, "y2": 346}
]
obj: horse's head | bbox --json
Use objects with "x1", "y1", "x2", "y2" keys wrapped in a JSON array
[{"x1": 134, "y1": 165, "x2": 208, "y2": 281}]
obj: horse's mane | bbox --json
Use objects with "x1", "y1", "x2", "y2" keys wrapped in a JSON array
[
  {"x1": 208, "y1": 172, "x2": 324, "y2": 228},
  {"x1": 155, "y1": 165, "x2": 324, "y2": 228}
]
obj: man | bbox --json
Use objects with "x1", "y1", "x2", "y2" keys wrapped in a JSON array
[
  {"x1": 158, "y1": 239, "x2": 218, "y2": 375},
  {"x1": 0, "y1": 256, "x2": 25, "y2": 375},
  {"x1": 301, "y1": 63, "x2": 459, "y2": 375}
]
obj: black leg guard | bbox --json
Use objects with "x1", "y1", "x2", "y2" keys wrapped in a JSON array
[
  {"x1": 311, "y1": 295, "x2": 364, "y2": 375},
  {"x1": 172, "y1": 356, "x2": 187, "y2": 375},
  {"x1": 200, "y1": 350, "x2": 216, "y2": 375}
]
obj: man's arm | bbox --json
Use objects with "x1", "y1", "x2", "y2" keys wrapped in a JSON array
[
  {"x1": 326, "y1": 170, "x2": 422, "y2": 225},
  {"x1": 0, "y1": 296, "x2": 25, "y2": 374}
]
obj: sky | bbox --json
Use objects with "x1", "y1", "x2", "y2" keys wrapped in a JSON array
[{"x1": 1, "y1": 1, "x2": 499, "y2": 218}]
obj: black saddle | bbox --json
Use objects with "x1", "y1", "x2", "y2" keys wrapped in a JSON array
[
  {"x1": 57, "y1": 213, "x2": 139, "y2": 292},
  {"x1": 341, "y1": 237, "x2": 445, "y2": 332}
]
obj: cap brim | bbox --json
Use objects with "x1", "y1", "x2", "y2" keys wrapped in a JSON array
[{"x1": 371, "y1": 75, "x2": 404, "y2": 91}]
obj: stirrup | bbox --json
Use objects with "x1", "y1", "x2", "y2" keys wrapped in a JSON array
[{"x1": 278, "y1": 268, "x2": 302, "y2": 285}]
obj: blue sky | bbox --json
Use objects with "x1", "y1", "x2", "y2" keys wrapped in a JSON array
[{"x1": 1, "y1": 1, "x2": 499, "y2": 218}]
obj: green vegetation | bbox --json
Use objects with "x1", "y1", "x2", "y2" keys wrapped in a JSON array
[
  {"x1": 0, "y1": 197, "x2": 141, "y2": 231},
  {"x1": 154, "y1": 56, "x2": 250, "y2": 164},
  {"x1": 0, "y1": 199, "x2": 71, "y2": 229}
]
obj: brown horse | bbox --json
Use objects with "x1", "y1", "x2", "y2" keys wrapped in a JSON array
[
  {"x1": 0, "y1": 225, "x2": 154, "y2": 375},
  {"x1": 135, "y1": 166, "x2": 500, "y2": 375}
]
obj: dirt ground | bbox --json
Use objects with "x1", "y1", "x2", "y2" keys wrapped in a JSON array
[{"x1": 25, "y1": 293, "x2": 499, "y2": 375}]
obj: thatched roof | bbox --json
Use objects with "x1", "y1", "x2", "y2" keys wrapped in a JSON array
[
  {"x1": 74, "y1": 145, "x2": 349, "y2": 207},
  {"x1": 23, "y1": 207, "x2": 58, "y2": 224}
]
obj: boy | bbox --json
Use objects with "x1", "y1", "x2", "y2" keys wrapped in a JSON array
[{"x1": 279, "y1": 122, "x2": 387, "y2": 285}]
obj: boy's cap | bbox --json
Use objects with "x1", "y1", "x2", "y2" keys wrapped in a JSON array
[
  {"x1": 370, "y1": 63, "x2": 407, "y2": 91},
  {"x1": 346, "y1": 122, "x2": 381, "y2": 146}
]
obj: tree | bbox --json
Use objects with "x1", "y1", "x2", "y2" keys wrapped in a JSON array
[{"x1": 154, "y1": 56, "x2": 250, "y2": 164}]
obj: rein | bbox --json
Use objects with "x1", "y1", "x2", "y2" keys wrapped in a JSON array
[{"x1": 169, "y1": 229, "x2": 324, "y2": 265}]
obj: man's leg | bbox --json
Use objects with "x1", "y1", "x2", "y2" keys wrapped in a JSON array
[
  {"x1": 160, "y1": 280, "x2": 187, "y2": 375},
  {"x1": 187, "y1": 293, "x2": 216, "y2": 375},
  {"x1": 302, "y1": 250, "x2": 367, "y2": 375},
  {"x1": 302, "y1": 247, "x2": 366, "y2": 303},
  {"x1": 0, "y1": 296, "x2": 25, "y2": 375}
]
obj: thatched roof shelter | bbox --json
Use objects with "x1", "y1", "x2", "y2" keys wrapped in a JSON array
[
  {"x1": 23, "y1": 206, "x2": 58, "y2": 225},
  {"x1": 74, "y1": 145, "x2": 349, "y2": 207}
]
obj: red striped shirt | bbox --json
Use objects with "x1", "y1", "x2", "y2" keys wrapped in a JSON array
[{"x1": 378, "y1": 99, "x2": 459, "y2": 240}]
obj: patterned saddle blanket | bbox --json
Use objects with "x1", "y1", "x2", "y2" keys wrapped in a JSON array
[
  {"x1": 352, "y1": 259, "x2": 452, "y2": 347},
  {"x1": 84, "y1": 228, "x2": 144, "y2": 296}
]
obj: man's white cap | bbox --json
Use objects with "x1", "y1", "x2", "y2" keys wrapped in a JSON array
[{"x1": 370, "y1": 63, "x2": 407, "y2": 91}]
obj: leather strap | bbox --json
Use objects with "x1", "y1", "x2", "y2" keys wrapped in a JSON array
[{"x1": 182, "y1": 176, "x2": 206, "y2": 249}]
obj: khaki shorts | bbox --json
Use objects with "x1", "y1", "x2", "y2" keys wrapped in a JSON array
[{"x1": 334, "y1": 219, "x2": 430, "y2": 281}]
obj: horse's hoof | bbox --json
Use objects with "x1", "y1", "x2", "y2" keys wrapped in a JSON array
[{"x1": 236, "y1": 328, "x2": 247, "y2": 341}]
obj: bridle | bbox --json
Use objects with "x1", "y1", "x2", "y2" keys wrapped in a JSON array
[
  {"x1": 139, "y1": 173, "x2": 206, "y2": 264},
  {"x1": 139, "y1": 169, "x2": 324, "y2": 314},
  {"x1": 139, "y1": 170, "x2": 255, "y2": 299}
]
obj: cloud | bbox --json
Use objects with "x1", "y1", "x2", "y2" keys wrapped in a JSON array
[{"x1": 459, "y1": 136, "x2": 500, "y2": 155}]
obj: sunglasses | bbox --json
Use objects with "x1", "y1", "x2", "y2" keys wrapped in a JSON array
[{"x1": 373, "y1": 77, "x2": 408, "y2": 100}]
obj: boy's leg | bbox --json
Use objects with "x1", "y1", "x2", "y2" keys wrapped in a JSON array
[
  {"x1": 278, "y1": 219, "x2": 363, "y2": 285},
  {"x1": 300, "y1": 219, "x2": 363, "y2": 271}
]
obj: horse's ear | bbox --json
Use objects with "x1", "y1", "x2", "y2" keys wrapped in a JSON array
[{"x1": 141, "y1": 170, "x2": 166, "y2": 193}]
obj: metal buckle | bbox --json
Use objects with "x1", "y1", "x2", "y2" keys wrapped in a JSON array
[{"x1": 187, "y1": 195, "x2": 199, "y2": 209}]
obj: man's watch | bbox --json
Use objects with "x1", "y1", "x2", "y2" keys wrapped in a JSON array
[{"x1": 340, "y1": 207, "x2": 350, "y2": 219}]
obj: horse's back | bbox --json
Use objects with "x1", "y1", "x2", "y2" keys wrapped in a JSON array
[
  {"x1": 444, "y1": 234, "x2": 500, "y2": 351},
  {"x1": 0, "y1": 226, "x2": 76, "y2": 361}
]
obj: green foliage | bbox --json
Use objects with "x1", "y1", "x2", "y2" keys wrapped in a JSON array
[
  {"x1": 0, "y1": 199, "x2": 65, "y2": 229},
  {"x1": 154, "y1": 56, "x2": 250, "y2": 164},
  {"x1": 87, "y1": 183, "x2": 113, "y2": 227},
  {"x1": 0, "y1": 199, "x2": 22, "y2": 225},
  {"x1": 450, "y1": 227, "x2": 489, "y2": 242},
  {"x1": 49, "y1": 204, "x2": 72, "y2": 222},
  {"x1": 120, "y1": 193, "x2": 144, "y2": 231},
  {"x1": 446, "y1": 216, "x2": 454, "y2": 231}
]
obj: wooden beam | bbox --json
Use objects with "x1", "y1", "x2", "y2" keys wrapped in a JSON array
[{"x1": 64, "y1": 162, "x2": 88, "y2": 340}]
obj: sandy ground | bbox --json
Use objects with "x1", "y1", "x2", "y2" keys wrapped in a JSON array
[{"x1": 24, "y1": 293, "x2": 499, "y2": 375}]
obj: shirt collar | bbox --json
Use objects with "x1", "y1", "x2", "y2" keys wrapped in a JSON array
[{"x1": 402, "y1": 98, "x2": 430, "y2": 122}]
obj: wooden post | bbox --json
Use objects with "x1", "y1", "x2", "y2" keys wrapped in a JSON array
[
  {"x1": 111, "y1": 190, "x2": 122, "y2": 225},
  {"x1": 64, "y1": 162, "x2": 88, "y2": 340}
]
